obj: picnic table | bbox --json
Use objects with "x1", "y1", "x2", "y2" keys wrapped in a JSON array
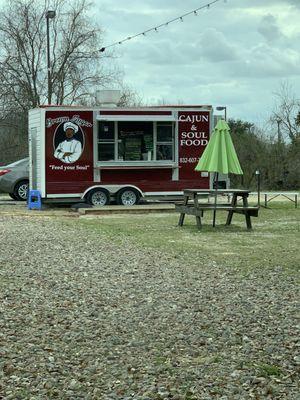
[{"x1": 176, "y1": 189, "x2": 259, "y2": 229}]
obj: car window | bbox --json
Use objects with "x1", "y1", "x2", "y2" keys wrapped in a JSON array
[{"x1": 7, "y1": 158, "x2": 29, "y2": 167}]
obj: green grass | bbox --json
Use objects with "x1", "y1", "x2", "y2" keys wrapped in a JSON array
[
  {"x1": 76, "y1": 202, "x2": 300, "y2": 273},
  {"x1": 257, "y1": 363, "x2": 282, "y2": 377}
]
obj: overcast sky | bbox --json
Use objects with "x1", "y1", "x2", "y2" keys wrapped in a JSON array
[{"x1": 95, "y1": 0, "x2": 300, "y2": 126}]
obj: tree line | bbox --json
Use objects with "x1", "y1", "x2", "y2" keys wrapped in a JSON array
[
  {"x1": 229, "y1": 117, "x2": 300, "y2": 191},
  {"x1": 229, "y1": 83, "x2": 300, "y2": 190}
]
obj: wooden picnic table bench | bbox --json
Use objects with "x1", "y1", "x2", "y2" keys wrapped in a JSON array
[{"x1": 176, "y1": 189, "x2": 259, "y2": 229}]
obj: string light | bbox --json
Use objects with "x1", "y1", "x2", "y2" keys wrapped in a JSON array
[{"x1": 99, "y1": 0, "x2": 224, "y2": 52}]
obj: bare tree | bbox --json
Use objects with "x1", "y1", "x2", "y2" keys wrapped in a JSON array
[
  {"x1": 0, "y1": 114, "x2": 28, "y2": 162},
  {"x1": 117, "y1": 84, "x2": 144, "y2": 107},
  {"x1": 270, "y1": 82, "x2": 300, "y2": 143},
  {"x1": 0, "y1": 0, "x2": 119, "y2": 115}
]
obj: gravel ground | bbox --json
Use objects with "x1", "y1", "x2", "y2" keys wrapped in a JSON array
[{"x1": 0, "y1": 214, "x2": 299, "y2": 399}]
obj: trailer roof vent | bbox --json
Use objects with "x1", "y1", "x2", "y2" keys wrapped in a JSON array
[{"x1": 96, "y1": 89, "x2": 121, "y2": 107}]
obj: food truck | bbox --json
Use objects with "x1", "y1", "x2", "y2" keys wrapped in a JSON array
[{"x1": 29, "y1": 99, "x2": 218, "y2": 206}]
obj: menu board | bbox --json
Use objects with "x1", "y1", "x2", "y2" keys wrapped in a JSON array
[
  {"x1": 144, "y1": 133, "x2": 153, "y2": 152},
  {"x1": 123, "y1": 136, "x2": 142, "y2": 160}
]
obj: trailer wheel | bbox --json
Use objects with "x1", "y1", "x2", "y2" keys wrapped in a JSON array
[
  {"x1": 86, "y1": 188, "x2": 110, "y2": 206},
  {"x1": 13, "y1": 180, "x2": 29, "y2": 201},
  {"x1": 116, "y1": 188, "x2": 140, "y2": 206}
]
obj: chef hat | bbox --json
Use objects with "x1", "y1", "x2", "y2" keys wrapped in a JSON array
[{"x1": 63, "y1": 121, "x2": 78, "y2": 133}]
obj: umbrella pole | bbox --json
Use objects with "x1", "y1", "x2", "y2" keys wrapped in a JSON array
[{"x1": 213, "y1": 172, "x2": 219, "y2": 227}]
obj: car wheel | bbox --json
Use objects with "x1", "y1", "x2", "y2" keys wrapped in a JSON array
[
  {"x1": 13, "y1": 180, "x2": 29, "y2": 201},
  {"x1": 116, "y1": 188, "x2": 140, "y2": 206},
  {"x1": 86, "y1": 189, "x2": 110, "y2": 206},
  {"x1": 9, "y1": 193, "x2": 18, "y2": 200}
]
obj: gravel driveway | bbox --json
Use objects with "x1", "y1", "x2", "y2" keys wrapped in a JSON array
[{"x1": 0, "y1": 214, "x2": 299, "y2": 399}]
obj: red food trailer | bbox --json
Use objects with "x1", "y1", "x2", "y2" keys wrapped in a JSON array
[{"x1": 29, "y1": 104, "x2": 216, "y2": 205}]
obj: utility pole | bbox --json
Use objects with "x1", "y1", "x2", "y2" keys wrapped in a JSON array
[
  {"x1": 276, "y1": 118, "x2": 282, "y2": 143},
  {"x1": 45, "y1": 10, "x2": 56, "y2": 104}
]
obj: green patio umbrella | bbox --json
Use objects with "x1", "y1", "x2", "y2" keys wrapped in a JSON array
[{"x1": 195, "y1": 119, "x2": 243, "y2": 226}]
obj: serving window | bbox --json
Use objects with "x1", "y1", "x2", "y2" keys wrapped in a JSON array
[
  {"x1": 157, "y1": 122, "x2": 174, "y2": 161},
  {"x1": 98, "y1": 121, "x2": 115, "y2": 161},
  {"x1": 97, "y1": 121, "x2": 174, "y2": 162},
  {"x1": 118, "y1": 121, "x2": 152, "y2": 161}
]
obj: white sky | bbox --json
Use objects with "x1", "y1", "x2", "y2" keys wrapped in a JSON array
[{"x1": 94, "y1": 0, "x2": 300, "y2": 126}]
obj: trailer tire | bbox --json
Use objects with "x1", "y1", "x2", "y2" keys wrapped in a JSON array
[
  {"x1": 86, "y1": 188, "x2": 110, "y2": 206},
  {"x1": 13, "y1": 180, "x2": 29, "y2": 201},
  {"x1": 116, "y1": 188, "x2": 140, "y2": 206}
]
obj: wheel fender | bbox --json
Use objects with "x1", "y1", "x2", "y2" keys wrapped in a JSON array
[
  {"x1": 82, "y1": 186, "x2": 110, "y2": 200},
  {"x1": 116, "y1": 185, "x2": 143, "y2": 198},
  {"x1": 81, "y1": 185, "x2": 143, "y2": 200},
  {"x1": 14, "y1": 178, "x2": 29, "y2": 188}
]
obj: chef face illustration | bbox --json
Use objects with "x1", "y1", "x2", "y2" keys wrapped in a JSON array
[
  {"x1": 54, "y1": 122, "x2": 83, "y2": 164},
  {"x1": 65, "y1": 127, "x2": 75, "y2": 139}
]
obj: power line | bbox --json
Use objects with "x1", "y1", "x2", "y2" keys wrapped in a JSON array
[{"x1": 99, "y1": 0, "x2": 226, "y2": 52}]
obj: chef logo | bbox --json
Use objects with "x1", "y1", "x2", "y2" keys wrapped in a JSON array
[{"x1": 53, "y1": 121, "x2": 84, "y2": 164}]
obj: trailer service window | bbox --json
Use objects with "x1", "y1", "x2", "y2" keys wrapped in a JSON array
[
  {"x1": 98, "y1": 121, "x2": 174, "y2": 162},
  {"x1": 98, "y1": 121, "x2": 115, "y2": 161}
]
